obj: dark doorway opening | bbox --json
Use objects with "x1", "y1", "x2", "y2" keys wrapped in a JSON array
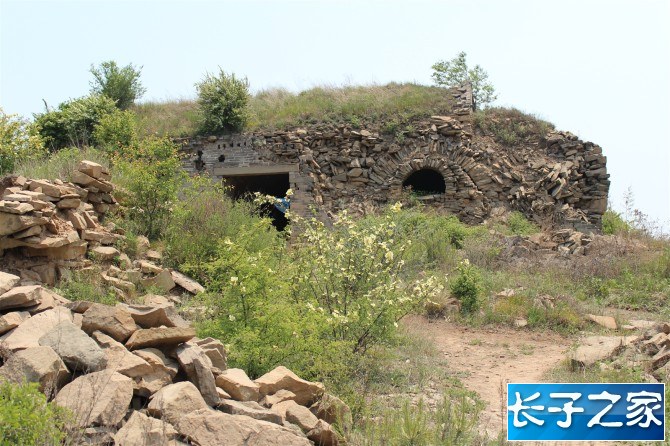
[
  {"x1": 402, "y1": 169, "x2": 446, "y2": 195},
  {"x1": 224, "y1": 173, "x2": 290, "y2": 230}
]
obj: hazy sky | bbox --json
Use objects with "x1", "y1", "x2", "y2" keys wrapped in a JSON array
[{"x1": 2, "y1": 0, "x2": 669, "y2": 227}]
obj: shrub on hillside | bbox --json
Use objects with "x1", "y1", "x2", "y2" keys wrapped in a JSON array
[
  {"x1": 114, "y1": 137, "x2": 186, "y2": 240},
  {"x1": 450, "y1": 260, "x2": 481, "y2": 314},
  {"x1": 602, "y1": 209, "x2": 631, "y2": 235},
  {"x1": 89, "y1": 60, "x2": 146, "y2": 110},
  {"x1": 507, "y1": 211, "x2": 539, "y2": 236},
  {"x1": 34, "y1": 95, "x2": 118, "y2": 150},
  {"x1": 163, "y1": 175, "x2": 279, "y2": 276},
  {"x1": 0, "y1": 381, "x2": 69, "y2": 445},
  {"x1": 0, "y1": 108, "x2": 46, "y2": 175},
  {"x1": 92, "y1": 109, "x2": 138, "y2": 151},
  {"x1": 196, "y1": 69, "x2": 250, "y2": 134},
  {"x1": 188, "y1": 203, "x2": 443, "y2": 381}
]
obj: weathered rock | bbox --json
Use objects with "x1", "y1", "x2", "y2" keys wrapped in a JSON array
[
  {"x1": 54, "y1": 370, "x2": 133, "y2": 428},
  {"x1": 194, "y1": 337, "x2": 227, "y2": 370},
  {"x1": 271, "y1": 400, "x2": 299, "y2": 420},
  {"x1": 39, "y1": 321, "x2": 104, "y2": 372},
  {"x1": 218, "y1": 399, "x2": 284, "y2": 424},
  {"x1": 125, "y1": 326, "x2": 195, "y2": 350},
  {"x1": 587, "y1": 314, "x2": 617, "y2": 330},
  {"x1": 0, "y1": 271, "x2": 20, "y2": 294},
  {"x1": 174, "y1": 409, "x2": 312, "y2": 446},
  {"x1": 651, "y1": 348, "x2": 670, "y2": 370},
  {"x1": 0, "y1": 311, "x2": 30, "y2": 335},
  {"x1": 170, "y1": 270, "x2": 205, "y2": 294},
  {"x1": 255, "y1": 366, "x2": 324, "y2": 406},
  {"x1": 113, "y1": 411, "x2": 179, "y2": 445},
  {"x1": 310, "y1": 393, "x2": 352, "y2": 426},
  {"x1": 0, "y1": 346, "x2": 69, "y2": 393},
  {"x1": 91, "y1": 246, "x2": 120, "y2": 261},
  {"x1": 119, "y1": 302, "x2": 188, "y2": 328},
  {"x1": 286, "y1": 403, "x2": 320, "y2": 432},
  {"x1": 82, "y1": 304, "x2": 138, "y2": 342},
  {"x1": 92, "y1": 331, "x2": 153, "y2": 378},
  {"x1": 307, "y1": 419, "x2": 339, "y2": 446},
  {"x1": 0, "y1": 212, "x2": 47, "y2": 236},
  {"x1": 147, "y1": 382, "x2": 209, "y2": 425},
  {"x1": 260, "y1": 389, "x2": 297, "y2": 407},
  {"x1": 0, "y1": 306, "x2": 73, "y2": 350},
  {"x1": 176, "y1": 343, "x2": 219, "y2": 406},
  {"x1": 78, "y1": 160, "x2": 104, "y2": 179},
  {"x1": 571, "y1": 336, "x2": 630, "y2": 368},
  {"x1": 0, "y1": 285, "x2": 43, "y2": 311},
  {"x1": 131, "y1": 348, "x2": 179, "y2": 396},
  {"x1": 216, "y1": 368, "x2": 260, "y2": 402},
  {"x1": 24, "y1": 287, "x2": 70, "y2": 314},
  {"x1": 142, "y1": 269, "x2": 175, "y2": 293}
]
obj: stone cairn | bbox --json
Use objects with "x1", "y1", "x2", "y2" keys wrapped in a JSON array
[{"x1": 0, "y1": 162, "x2": 347, "y2": 445}]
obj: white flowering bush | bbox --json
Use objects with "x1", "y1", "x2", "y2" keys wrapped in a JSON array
[
  {"x1": 291, "y1": 204, "x2": 444, "y2": 354},
  {"x1": 186, "y1": 200, "x2": 443, "y2": 381}
]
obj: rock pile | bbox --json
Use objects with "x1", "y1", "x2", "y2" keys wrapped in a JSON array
[
  {"x1": 0, "y1": 277, "x2": 347, "y2": 445},
  {"x1": 503, "y1": 227, "x2": 594, "y2": 258}
]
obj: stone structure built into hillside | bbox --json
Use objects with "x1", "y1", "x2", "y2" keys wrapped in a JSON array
[{"x1": 178, "y1": 85, "x2": 609, "y2": 231}]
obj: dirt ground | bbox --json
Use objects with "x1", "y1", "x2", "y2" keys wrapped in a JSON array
[{"x1": 403, "y1": 315, "x2": 570, "y2": 439}]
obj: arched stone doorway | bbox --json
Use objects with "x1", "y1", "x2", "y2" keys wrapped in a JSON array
[{"x1": 402, "y1": 168, "x2": 446, "y2": 195}]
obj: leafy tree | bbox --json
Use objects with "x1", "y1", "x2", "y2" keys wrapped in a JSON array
[
  {"x1": 431, "y1": 52, "x2": 497, "y2": 110},
  {"x1": 114, "y1": 137, "x2": 187, "y2": 240},
  {"x1": 89, "y1": 61, "x2": 146, "y2": 110},
  {"x1": 0, "y1": 108, "x2": 46, "y2": 175},
  {"x1": 34, "y1": 95, "x2": 118, "y2": 150},
  {"x1": 196, "y1": 68, "x2": 250, "y2": 134}
]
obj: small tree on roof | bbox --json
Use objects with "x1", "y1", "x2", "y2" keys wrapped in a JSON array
[{"x1": 431, "y1": 52, "x2": 497, "y2": 111}]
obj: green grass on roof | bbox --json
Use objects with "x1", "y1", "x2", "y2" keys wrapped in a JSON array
[{"x1": 132, "y1": 82, "x2": 456, "y2": 138}]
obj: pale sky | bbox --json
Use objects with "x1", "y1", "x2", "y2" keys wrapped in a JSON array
[{"x1": 1, "y1": 0, "x2": 669, "y2": 227}]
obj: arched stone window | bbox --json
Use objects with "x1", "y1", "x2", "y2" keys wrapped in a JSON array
[{"x1": 402, "y1": 168, "x2": 446, "y2": 195}]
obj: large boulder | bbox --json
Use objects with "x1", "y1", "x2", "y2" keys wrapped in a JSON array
[
  {"x1": 310, "y1": 393, "x2": 352, "y2": 426},
  {"x1": 218, "y1": 399, "x2": 284, "y2": 425},
  {"x1": 147, "y1": 381, "x2": 209, "y2": 425},
  {"x1": 92, "y1": 331, "x2": 153, "y2": 378},
  {"x1": 39, "y1": 321, "x2": 104, "y2": 372},
  {"x1": 0, "y1": 311, "x2": 30, "y2": 335},
  {"x1": 0, "y1": 285, "x2": 43, "y2": 311},
  {"x1": 571, "y1": 336, "x2": 631, "y2": 368},
  {"x1": 307, "y1": 419, "x2": 340, "y2": 446},
  {"x1": 215, "y1": 368, "x2": 260, "y2": 402},
  {"x1": 125, "y1": 326, "x2": 195, "y2": 350},
  {"x1": 174, "y1": 409, "x2": 312, "y2": 446},
  {"x1": 81, "y1": 304, "x2": 138, "y2": 342},
  {"x1": 132, "y1": 348, "x2": 179, "y2": 397},
  {"x1": 54, "y1": 370, "x2": 133, "y2": 428},
  {"x1": 255, "y1": 366, "x2": 324, "y2": 406},
  {"x1": 0, "y1": 346, "x2": 69, "y2": 393},
  {"x1": 287, "y1": 403, "x2": 320, "y2": 433},
  {"x1": 0, "y1": 306, "x2": 73, "y2": 350},
  {"x1": 194, "y1": 337, "x2": 227, "y2": 370},
  {"x1": 0, "y1": 271, "x2": 20, "y2": 295},
  {"x1": 176, "y1": 343, "x2": 219, "y2": 406},
  {"x1": 119, "y1": 302, "x2": 188, "y2": 328},
  {"x1": 113, "y1": 411, "x2": 178, "y2": 445}
]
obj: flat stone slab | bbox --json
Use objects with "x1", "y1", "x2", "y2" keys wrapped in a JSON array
[
  {"x1": 125, "y1": 326, "x2": 196, "y2": 350},
  {"x1": 571, "y1": 335, "x2": 632, "y2": 368}
]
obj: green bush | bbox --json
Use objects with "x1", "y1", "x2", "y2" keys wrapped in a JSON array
[
  {"x1": 0, "y1": 108, "x2": 46, "y2": 175},
  {"x1": 450, "y1": 260, "x2": 481, "y2": 314},
  {"x1": 114, "y1": 137, "x2": 186, "y2": 240},
  {"x1": 0, "y1": 380, "x2": 69, "y2": 445},
  {"x1": 164, "y1": 176, "x2": 277, "y2": 276},
  {"x1": 601, "y1": 209, "x2": 631, "y2": 235},
  {"x1": 196, "y1": 69, "x2": 249, "y2": 134},
  {"x1": 507, "y1": 211, "x2": 539, "y2": 236},
  {"x1": 189, "y1": 204, "x2": 443, "y2": 382},
  {"x1": 34, "y1": 95, "x2": 118, "y2": 150},
  {"x1": 89, "y1": 60, "x2": 146, "y2": 110},
  {"x1": 92, "y1": 108, "x2": 138, "y2": 151}
]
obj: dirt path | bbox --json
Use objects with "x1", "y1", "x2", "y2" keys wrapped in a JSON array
[{"x1": 403, "y1": 315, "x2": 571, "y2": 438}]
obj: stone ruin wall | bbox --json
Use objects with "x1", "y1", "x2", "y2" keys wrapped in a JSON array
[{"x1": 177, "y1": 86, "x2": 610, "y2": 231}]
